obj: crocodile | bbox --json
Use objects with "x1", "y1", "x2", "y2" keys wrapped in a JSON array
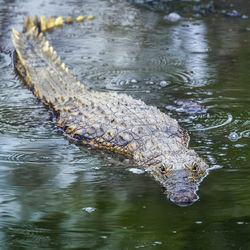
[{"x1": 12, "y1": 16, "x2": 210, "y2": 206}]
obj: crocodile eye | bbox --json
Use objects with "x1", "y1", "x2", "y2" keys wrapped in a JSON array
[
  {"x1": 160, "y1": 165, "x2": 166, "y2": 173},
  {"x1": 192, "y1": 163, "x2": 198, "y2": 172}
]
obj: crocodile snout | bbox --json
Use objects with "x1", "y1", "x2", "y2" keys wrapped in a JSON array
[{"x1": 169, "y1": 189, "x2": 198, "y2": 206}]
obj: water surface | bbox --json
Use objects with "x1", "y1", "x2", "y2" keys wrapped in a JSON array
[{"x1": 0, "y1": 0, "x2": 250, "y2": 249}]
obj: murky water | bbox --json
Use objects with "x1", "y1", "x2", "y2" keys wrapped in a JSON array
[{"x1": 0, "y1": 0, "x2": 250, "y2": 249}]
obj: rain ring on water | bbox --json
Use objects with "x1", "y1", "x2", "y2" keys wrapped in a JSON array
[{"x1": 193, "y1": 113, "x2": 233, "y2": 131}]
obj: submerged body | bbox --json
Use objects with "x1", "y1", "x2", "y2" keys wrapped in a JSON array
[{"x1": 12, "y1": 16, "x2": 209, "y2": 206}]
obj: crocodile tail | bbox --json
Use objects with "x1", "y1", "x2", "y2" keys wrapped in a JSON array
[
  {"x1": 12, "y1": 16, "x2": 87, "y2": 109},
  {"x1": 22, "y1": 15, "x2": 92, "y2": 33},
  {"x1": 23, "y1": 15, "x2": 68, "y2": 33}
]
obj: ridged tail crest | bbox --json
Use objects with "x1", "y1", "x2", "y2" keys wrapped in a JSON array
[{"x1": 12, "y1": 16, "x2": 87, "y2": 108}]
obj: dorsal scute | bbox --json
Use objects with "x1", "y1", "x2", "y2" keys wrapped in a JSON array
[{"x1": 23, "y1": 14, "x2": 94, "y2": 35}]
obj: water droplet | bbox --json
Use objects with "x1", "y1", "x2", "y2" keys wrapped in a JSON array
[
  {"x1": 228, "y1": 132, "x2": 239, "y2": 142},
  {"x1": 82, "y1": 207, "x2": 96, "y2": 213},
  {"x1": 195, "y1": 124, "x2": 203, "y2": 129},
  {"x1": 159, "y1": 81, "x2": 168, "y2": 87},
  {"x1": 240, "y1": 129, "x2": 250, "y2": 138},
  {"x1": 128, "y1": 168, "x2": 144, "y2": 174},
  {"x1": 135, "y1": 244, "x2": 146, "y2": 249},
  {"x1": 165, "y1": 105, "x2": 175, "y2": 111},
  {"x1": 131, "y1": 79, "x2": 138, "y2": 84},
  {"x1": 210, "y1": 165, "x2": 223, "y2": 170},
  {"x1": 119, "y1": 80, "x2": 125, "y2": 85},
  {"x1": 164, "y1": 12, "x2": 182, "y2": 22},
  {"x1": 100, "y1": 235, "x2": 108, "y2": 239},
  {"x1": 160, "y1": 81, "x2": 169, "y2": 88},
  {"x1": 146, "y1": 81, "x2": 154, "y2": 85},
  {"x1": 195, "y1": 221, "x2": 202, "y2": 224},
  {"x1": 152, "y1": 241, "x2": 162, "y2": 246},
  {"x1": 237, "y1": 221, "x2": 244, "y2": 225}
]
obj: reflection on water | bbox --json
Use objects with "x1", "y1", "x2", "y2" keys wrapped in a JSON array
[{"x1": 0, "y1": 0, "x2": 250, "y2": 249}]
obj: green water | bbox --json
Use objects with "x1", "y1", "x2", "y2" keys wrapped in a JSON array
[{"x1": 0, "y1": 0, "x2": 249, "y2": 249}]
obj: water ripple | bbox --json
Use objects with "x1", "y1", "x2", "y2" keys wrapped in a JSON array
[
  {"x1": 7, "y1": 151, "x2": 43, "y2": 164},
  {"x1": 228, "y1": 130, "x2": 250, "y2": 142},
  {"x1": 194, "y1": 113, "x2": 233, "y2": 131},
  {"x1": 165, "y1": 99, "x2": 207, "y2": 114},
  {"x1": 81, "y1": 68, "x2": 203, "y2": 94},
  {"x1": 0, "y1": 49, "x2": 12, "y2": 69},
  {"x1": 1, "y1": 146, "x2": 65, "y2": 165},
  {"x1": 240, "y1": 130, "x2": 250, "y2": 138}
]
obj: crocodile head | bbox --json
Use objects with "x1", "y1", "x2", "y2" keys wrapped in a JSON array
[{"x1": 152, "y1": 157, "x2": 209, "y2": 206}]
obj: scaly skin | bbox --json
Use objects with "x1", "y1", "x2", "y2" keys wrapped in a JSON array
[{"x1": 12, "y1": 16, "x2": 210, "y2": 206}]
